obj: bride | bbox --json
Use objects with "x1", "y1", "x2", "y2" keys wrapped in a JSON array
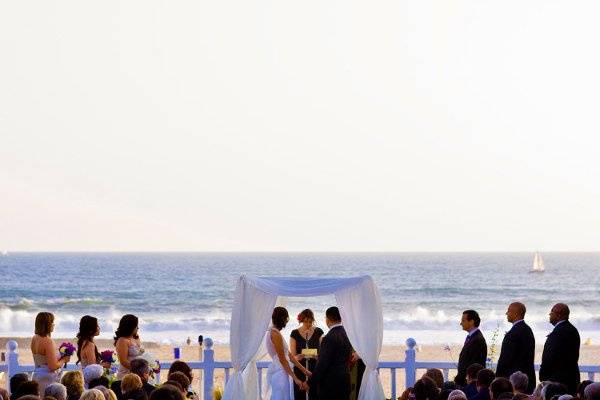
[{"x1": 266, "y1": 307, "x2": 311, "y2": 400}]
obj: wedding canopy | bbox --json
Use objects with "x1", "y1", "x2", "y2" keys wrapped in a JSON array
[{"x1": 222, "y1": 275, "x2": 385, "y2": 400}]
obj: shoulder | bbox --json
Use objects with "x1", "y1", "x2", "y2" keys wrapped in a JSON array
[
  {"x1": 290, "y1": 329, "x2": 300, "y2": 339},
  {"x1": 315, "y1": 327, "x2": 324, "y2": 335}
]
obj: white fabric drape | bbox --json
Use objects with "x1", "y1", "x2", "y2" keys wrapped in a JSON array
[
  {"x1": 222, "y1": 275, "x2": 384, "y2": 400},
  {"x1": 335, "y1": 276, "x2": 385, "y2": 400}
]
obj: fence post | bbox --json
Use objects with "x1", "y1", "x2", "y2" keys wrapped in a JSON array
[
  {"x1": 203, "y1": 338, "x2": 214, "y2": 400},
  {"x1": 7, "y1": 340, "x2": 20, "y2": 393},
  {"x1": 405, "y1": 338, "x2": 417, "y2": 388}
]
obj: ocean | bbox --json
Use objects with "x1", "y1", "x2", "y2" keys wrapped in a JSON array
[{"x1": 1, "y1": 252, "x2": 599, "y2": 346}]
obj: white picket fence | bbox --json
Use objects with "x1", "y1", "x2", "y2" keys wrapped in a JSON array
[{"x1": 3, "y1": 338, "x2": 600, "y2": 400}]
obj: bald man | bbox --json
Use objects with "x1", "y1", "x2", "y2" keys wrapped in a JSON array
[
  {"x1": 495, "y1": 302, "x2": 536, "y2": 393},
  {"x1": 539, "y1": 303, "x2": 580, "y2": 395}
]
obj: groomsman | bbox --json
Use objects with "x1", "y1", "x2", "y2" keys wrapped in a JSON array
[
  {"x1": 496, "y1": 302, "x2": 536, "y2": 393},
  {"x1": 305, "y1": 306, "x2": 353, "y2": 399},
  {"x1": 540, "y1": 303, "x2": 580, "y2": 395},
  {"x1": 455, "y1": 310, "x2": 488, "y2": 386}
]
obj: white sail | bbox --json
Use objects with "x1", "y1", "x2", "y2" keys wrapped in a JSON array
[{"x1": 532, "y1": 252, "x2": 545, "y2": 272}]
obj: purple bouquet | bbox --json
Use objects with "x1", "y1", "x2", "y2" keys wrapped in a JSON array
[
  {"x1": 100, "y1": 350, "x2": 117, "y2": 364},
  {"x1": 58, "y1": 342, "x2": 76, "y2": 357}
]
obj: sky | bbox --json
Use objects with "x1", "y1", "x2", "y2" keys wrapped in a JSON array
[{"x1": 1, "y1": 1, "x2": 599, "y2": 252}]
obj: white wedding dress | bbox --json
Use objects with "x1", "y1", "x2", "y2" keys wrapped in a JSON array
[{"x1": 265, "y1": 327, "x2": 294, "y2": 400}]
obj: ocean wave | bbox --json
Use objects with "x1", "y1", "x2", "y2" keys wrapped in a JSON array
[{"x1": 0, "y1": 297, "x2": 107, "y2": 310}]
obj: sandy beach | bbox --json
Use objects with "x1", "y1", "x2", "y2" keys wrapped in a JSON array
[{"x1": 3, "y1": 337, "x2": 600, "y2": 396}]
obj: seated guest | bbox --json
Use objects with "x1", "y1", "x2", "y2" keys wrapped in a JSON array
[
  {"x1": 43, "y1": 396, "x2": 57, "y2": 400},
  {"x1": 414, "y1": 376, "x2": 440, "y2": 400},
  {"x1": 464, "y1": 364, "x2": 485, "y2": 399},
  {"x1": 10, "y1": 374, "x2": 30, "y2": 400},
  {"x1": 149, "y1": 386, "x2": 184, "y2": 400},
  {"x1": 584, "y1": 383, "x2": 600, "y2": 400},
  {"x1": 425, "y1": 369, "x2": 445, "y2": 390},
  {"x1": 162, "y1": 382, "x2": 183, "y2": 394},
  {"x1": 111, "y1": 358, "x2": 155, "y2": 400},
  {"x1": 121, "y1": 374, "x2": 146, "y2": 400},
  {"x1": 449, "y1": 390, "x2": 468, "y2": 400},
  {"x1": 577, "y1": 381, "x2": 593, "y2": 400},
  {"x1": 399, "y1": 388, "x2": 414, "y2": 400},
  {"x1": 513, "y1": 394, "x2": 530, "y2": 400},
  {"x1": 471, "y1": 369, "x2": 496, "y2": 400},
  {"x1": 14, "y1": 396, "x2": 39, "y2": 400},
  {"x1": 168, "y1": 361, "x2": 196, "y2": 399},
  {"x1": 557, "y1": 395, "x2": 574, "y2": 400},
  {"x1": 542, "y1": 383, "x2": 568, "y2": 400},
  {"x1": 44, "y1": 384, "x2": 67, "y2": 400},
  {"x1": 509, "y1": 372, "x2": 529, "y2": 396},
  {"x1": 80, "y1": 389, "x2": 105, "y2": 400},
  {"x1": 167, "y1": 373, "x2": 193, "y2": 400},
  {"x1": 533, "y1": 383, "x2": 551, "y2": 400},
  {"x1": 0, "y1": 388, "x2": 9, "y2": 400},
  {"x1": 14, "y1": 381, "x2": 40, "y2": 400},
  {"x1": 61, "y1": 371, "x2": 85, "y2": 400},
  {"x1": 490, "y1": 378, "x2": 514, "y2": 400},
  {"x1": 83, "y1": 365, "x2": 105, "y2": 389},
  {"x1": 94, "y1": 386, "x2": 117, "y2": 400},
  {"x1": 89, "y1": 377, "x2": 109, "y2": 390}
]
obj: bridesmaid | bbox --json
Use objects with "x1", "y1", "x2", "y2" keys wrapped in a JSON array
[
  {"x1": 31, "y1": 312, "x2": 71, "y2": 395},
  {"x1": 289, "y1": 309, "x2": 323, "y2": 400},
  {"x1": 76, "y1": 316, "x2": 102, "y2": 368},
  {"x1": 114, "y1": 314, "x2": 144, "y2": 379}
]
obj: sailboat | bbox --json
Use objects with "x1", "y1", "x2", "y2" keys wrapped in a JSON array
[{"x1": 531, "y1": 251, "x2": 545, "y2": 273}]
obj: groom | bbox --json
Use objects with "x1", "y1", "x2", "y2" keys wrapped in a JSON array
[{"x1": 303, "y1": 306, "x2": 353, "y2": 400}]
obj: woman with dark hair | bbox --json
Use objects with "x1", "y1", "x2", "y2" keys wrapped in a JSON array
[
  {"x1": 31, "y1": 312, "x2": 71, "y2": 394},
  {"x1": 289, "y1": 309, "x2": 323, "y2": 400},
  {"x1": 114, "y1": 314, "x2": 144, "y2": 379},
  {"x1": 168, "y1": 361, "x2": 197, "y2": 399},
  {"x1": 77, "y1": 316, "x2": 103, "y2": 368},
  {"x1": 265, "y1": 307, "x2": 311, "y2": 400}
]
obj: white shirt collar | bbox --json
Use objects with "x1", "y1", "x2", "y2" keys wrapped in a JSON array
[
  {"x1": 512, "y1": 319, "x2": 524, "y2": 326},
  {"x1": 329, "y1": 323, "x2": 343, "y2": 329},
  {"x1": 554, "y1": 319, "x2": 567, "y2": 327},
  {"x1": 467, "y1": 327, "x2": 479, "y2": 336}
]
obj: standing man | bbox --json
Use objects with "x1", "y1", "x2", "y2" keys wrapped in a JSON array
[
  {"x1": 496, "y1": 302, "x2": 536, "y2": 393},
  {"x1": 455, "y1": 309, "x2": 488, "y2": 386},
  {"x1": 539, "y1": 303, "x2": 580, "y2": 395},
  {"x1": 305, "y1": 306, "x2": 353, "y2": 400}
]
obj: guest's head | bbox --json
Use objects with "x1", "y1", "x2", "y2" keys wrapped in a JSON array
[
  {"x1": 448, "y1": 390, "x2": 467, "y2": 400},
  {"x1": 533, "y1": 382, "x2": 550, "y2": 400},
  {"x1": 414, "y1": 376, "x2": 440, "y2": 400},
  {"x1": 35, "y1": 312, "x2": 55, "y2": 337},
  {"x1": 325, "y1": 306, "x2": 342, "y2": 328},
  {"x1": 424, "y1": 369, "x2": 444, "y2": 389},
  {"x1": 61, "y1": 371, "x2": 85, "y2": 400},
  {"x1": 167, "y1": 372, "x2": 190, "y2": 393},
  {"x1": 163, "y1": 382, "x2": 183, "y2": 393},
  {"x1": 83, "y1": 364, "x2": 104, "y2": 387},
  {"x1": 557, "y1": 395, "x2": 574, "y2": 400},
  {"x1": 399, "y1": 388, "x2": 413, "y2": 400},
  {"x1": 10, "y1": 373, "x2": 30, "y2": 397},
  {"x1": 14, "y1": 381, "x2": 39, "y2": 399},
  {"x1": 496, "y1": 393, "x2": 515, "y2": 400},
  {"x1": 15, "y1": 396, "x2": 39, "y2": 400},
  {"x1": 461, "y1": 310, "x2": 481, "y2": 331},
  {"x1": 88, "y1": 377, "x2": 109, "y2": 390},
  {"x1": 271, "y1": 307, "x2": 289, "y2": 330},
  {"x1": 549, "y1": 303, "x2": 570, "y2": 325},
  {"x1": 92, "y1": 387, "x2": 116, "y2": 400},
  {"x1": 168, "y1": 360, "x2": 193, "y2": 383},
  {"x1": 584, "y1": 383, "x2": 600, "y2": 400},
  {"x1": 123, "y1": 389, "x2": 147, "y2": 400},
  {"x1": 297, "y1": 309, "x2": 315, "y2": 327},
  {"x1": 79, "y1": 389, "x2": 104, "y2": 400},
  {"x1": 506, "y1": 303, "x2": 526, "y2": 323},
  {"x1": 43, "y1": 396, "x2": 57, "y2": 400},
  {"x1": 44, "y1": 384, "x2": 67, "y2": 400},
  {"x1": 490, "y1": 378, "x2": 513, "y2": 400},
  {"x1": 149, "y1": 385, "x2": 184, "y2": 400},
  {"x1": 121, "y1": 374, "x2": 143, "y2": 395},
  {"x1": 542, "y1": 382, "x2": 568, "y2": 400},
  {"x1": 513, "y1": 394, "x2": 530, "y2": 400},
  {"x1": 130, "y1": 358, "x2": 151, "y2": 383},
  {"x1": 467, "y1": 364, "x2": 485, "y2": 384},
  {"x1": 77, "y1": 316, "x2": 100, "y2": 363},
  {"x1": 114, "y1": 314, "x2": 139, "y2": 345},
  {"x1": 578, "y1": 381, "x2": 594, "y2": 400},
  {"x1": 509, "y1": 372, "x2": 528, "y2": 394},
  {"x1": 0, "y1": 388, "x2": 9, "y2": 400},
  {"x1": 476, "y1": 369, "x2": 496, "y2": 390}
]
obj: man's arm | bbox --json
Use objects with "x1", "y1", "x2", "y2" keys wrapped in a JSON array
[{"x1": 308, "y1": 334, "x2": 333, "y2": 387}]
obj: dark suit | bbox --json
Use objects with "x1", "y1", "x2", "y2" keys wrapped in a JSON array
[
  {"x1": 539, "y1": 320, "x2": 580, "y2": 395},
  {"x1": 496, "y1": 320, "x2": 536, "y2": 393},
  {"x1": 308, "y1": 325, "x2": 352, "y2": 400},
  {"x1": 470, "y1": 387, "x2": 491, "y2": 400},
  {"x1": 455, "y1": 329, "x2": 487, "y2": 386}
]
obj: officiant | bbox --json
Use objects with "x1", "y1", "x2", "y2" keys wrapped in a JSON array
[{"x1": 290, "y1": 309, "x2": 324, "y2": 400}]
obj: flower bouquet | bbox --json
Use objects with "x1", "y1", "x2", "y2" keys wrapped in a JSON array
[
  {"x1": 139, "y1": 352, "x2": 161, "y2": 383},
  {"x1": 59, "y1": 342, "x2": 76, "y2": 367},
  {"x1": 100, "y1": 350, "x2": 118, "y2": 365}
]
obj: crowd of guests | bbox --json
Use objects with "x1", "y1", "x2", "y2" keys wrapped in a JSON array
[{"x1": 4, "y1": 312, "x2": 199, "y2": 400}]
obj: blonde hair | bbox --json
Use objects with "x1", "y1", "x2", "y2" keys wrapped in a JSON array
[
  {"x1": 121, "y1": 373, "x2": 143, "y2": 394},
  {"x1": 61, "y1": 371, "x2": 84, "y2": 398},
  {"x1": 80, "y1": 389, "x2": 105, "y2": 400}
]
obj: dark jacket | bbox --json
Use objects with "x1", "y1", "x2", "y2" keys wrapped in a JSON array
[
  {"x1": 470, "y1": 387, "x2": 491, "y2": 400},
  {"x1": 539, "y1": 320, "x2": 580, "y2": 395},
  {"x1": 496, "y1": 320, "x2": 536, "y2": 393},
  {"x1": 464, "y1": 382, "x2": 478, "y2": 399},
  {"x1": 308, "y1": 325, "x2": 353, "y2": 400},
  {"x1": 455, "y1": 329, "x2": 488, "y2": 386}
]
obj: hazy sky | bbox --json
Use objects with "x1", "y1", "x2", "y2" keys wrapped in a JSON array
[{"x1": 1, "y1": 1, "x2": 599, "y2": 251}]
